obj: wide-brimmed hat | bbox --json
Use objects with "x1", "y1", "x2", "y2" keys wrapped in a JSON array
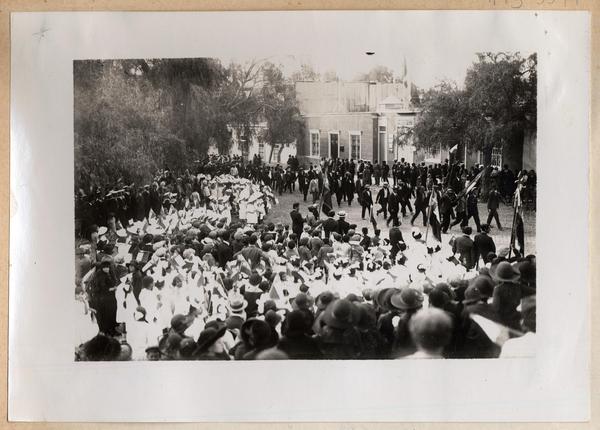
[
  {"x1": 468, "y1": 275, "x2": 495, "y2": 298},
  {"x1": 194, "y1": 326, "x2": 227, "y2": 354},
  {"x1": 390, "y1": 288, "x2": 424, "y2": 311},
  {"x1": 514, "y1": 258, "x2": 536, "y2": 285},
  {"x1": 322, "y1": 299, "x2": 360, "y2": 330},
  {"x1": 489, "y1": 261, "x2": 520, "y2": 283},
  {"x1": 337, "y1": 211, "x2": 347, "y2": 218},
  {"x1": 230, "y1": 296, "x2": 248, "y2": 313},
  {"x1": 462, "y1": 284, "x2": 484, "y2": 305}
]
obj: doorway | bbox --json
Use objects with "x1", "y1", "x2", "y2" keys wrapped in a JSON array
[{"x1": 329, "y1": 132, "x2": 339, "y2": 159}]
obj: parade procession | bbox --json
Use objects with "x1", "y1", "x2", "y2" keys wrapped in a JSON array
[{"x1": 74, "y1": 154, "x2": 536, "y2": 361}]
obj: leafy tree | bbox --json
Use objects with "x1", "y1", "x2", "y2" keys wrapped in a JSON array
[
  {"x1": 257, "y1": 63, "x2": 304, "y2": 160},
  {"x1": 291, "y1": 63, "x2": 320, "y2": 82},
  {"x1": 323, "y1": 70, "x2": 339, "y2": 82},
  {"x1": 412, "y1": 52, "x2": 536, "y2": 192},
  {"x1": 355, "y1": 65, "x2": 395, "y2": 83},
  {"x1": 74, "y1": 58, "x2": 305, "y2": 191}
]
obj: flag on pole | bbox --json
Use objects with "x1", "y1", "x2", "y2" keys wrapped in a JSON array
[
  {"x1": 427, "y1": 189, "x2": 442, "y2": 242},
  {"x1": 449, "y1": 144, "x2": 458, "y2": 154},
  {"x1": 458, "y1": 167, "x2": 487, "y2": 199},
  {"x1": 510, "y1": 175, "x2": 526, "y2": 255}
]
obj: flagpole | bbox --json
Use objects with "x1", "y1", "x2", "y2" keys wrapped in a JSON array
[
  {"x1": 424, "y1": 187, "x2": 433, "y2": 242},
  {"x1": 508, "y1": 184, "x2": 521, "y2": 259}
]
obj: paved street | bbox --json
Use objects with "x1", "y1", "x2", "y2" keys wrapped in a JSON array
[{"x1": 265, "y1": 184, "x2": 536, "y2": 255}]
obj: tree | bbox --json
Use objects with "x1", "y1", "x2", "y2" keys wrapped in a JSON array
[
  {"x1": 323, "y1": 70, "x2": 339, "y2": 82},
  {"x1": 412, "y1": 52, "x2": 536, "y2": 193},
  {"x1": 410, "y1": 83, "x2": 421, "y2": 107},
  {"x1": 257, "y1": 63, "x2": 304, "y2": 161},
  {"x1": 355, "y1": 65, "x2": 395, "y2": 83},
  {"x1": 291, "y1": 63, "x2": 320, "y2": 82},
  {"x1": 74, "y1": 58, "x2": 305, "y2": 191}
]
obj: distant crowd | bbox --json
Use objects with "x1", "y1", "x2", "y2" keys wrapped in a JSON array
[{"x1": 75, "y1": 155, "x2": 536, "y2": 361}]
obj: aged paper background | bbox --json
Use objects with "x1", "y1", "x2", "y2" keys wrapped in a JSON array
[{"x1": 1, "y1": 0, "x2": 598, "y2": 429}]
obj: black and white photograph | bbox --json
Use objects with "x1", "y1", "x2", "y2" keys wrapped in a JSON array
[
  {"x1": 73, "y1": 48, "x2": 537, "y2": 361},
  {"x1": 9, "y1": 10, "x2": 589, "y2": 422}
]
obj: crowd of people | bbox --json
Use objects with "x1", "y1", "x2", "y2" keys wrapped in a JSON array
[{"x1": 75, "y1": 155, "x2": 536, "y2": 361}]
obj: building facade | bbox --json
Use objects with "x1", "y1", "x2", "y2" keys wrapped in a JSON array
[{"x1": 295, "y1": 81, "x2": 418, "y2": 166}]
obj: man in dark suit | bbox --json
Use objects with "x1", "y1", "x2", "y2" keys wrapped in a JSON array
[
  {"x1": 322, "y1": 211, "x2": 338, "y2": 240},
  {"x1": 473, "y1": 224, "x2": 496, "y2": 266},
  {"x1": 486, "y1": 185, "x2": 503, "y2": 230},
  {"x1": 361, "y1": 185, "x2": 373, "y2": 220},
  {"x1": 290, "y1": 202, "x2": 305, "y2": 238},
  {"x1": 337, "y1": 211, "x2": 350, "y2": 235},
  {"x1": 465, "y1": 189, "x2": 482, "y2": 233},
  {"x1": 387, "y1": 186, "x2": 401, "y2": 227},
  {"x1": 410, "y1": 184, "x2": 428, "y2": 227},
  {"x1": 388, "y1": 226, "x2": 404, "y2": 261},
  {"x1": 213, "y1": 233, "x2": 234, "y2": 269},
  {"x1": 452, "y1": 226, "x2": 477, "y2": 270},
  {"x1": 375, "y1": 182, "x2": 390, "y2": 219},
  {"x1": 439, "y1": 188, "x2": 455, "y2": 233}
]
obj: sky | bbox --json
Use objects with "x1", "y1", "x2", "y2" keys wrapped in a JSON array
[{"x1": 194, "y1": 11, "x2": 538, "y2": 90}]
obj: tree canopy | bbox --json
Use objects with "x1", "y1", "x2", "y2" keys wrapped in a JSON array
[
  {"x1": 74, "y1": 58, "x2": 304, "y2": 191},
  {"x1": 412, "y1": 52, "x2": 537, "y2": 159}
]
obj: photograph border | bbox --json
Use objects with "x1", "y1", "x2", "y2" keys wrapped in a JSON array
[{"x1": 2, "y1": 0, "x2": 599, "y2": 428}]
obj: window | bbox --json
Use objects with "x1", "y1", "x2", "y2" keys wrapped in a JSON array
[
  {"x1": 491, "y1": 147, "x2": 503, "y2": 168},
  {"x1": 479, "y1": 148, "x2": 503, "y2": 168},
  {"x1": 350, "y1": 132, "x2": 361, "y2": 160},
  {"x1": 258, "y1": 142, "x2": 265, "y2": 158},
  {"x1": 310, "y1": 130, "x2": 320, "y2": 157}
]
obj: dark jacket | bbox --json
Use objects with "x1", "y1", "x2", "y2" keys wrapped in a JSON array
[
  {"x1": 337, "y1": 219, "x2": 350, "y2": 235},
  {"x1": 473, "y1": 233, "x2": 496, "y2": 263},
  {"x1": 322, "y1": 218, "x2": 338, "y2": 239},
  {"x1": 290, "y1": 209, "x2": 304, "y2": 233},
  {"x1": 361, "y1": 189, "x2": 373, "y2": 206},
  {"x1": 277, "y1": 333, "x2": 323, "y2": 359},
  {"x1": 487, "y1": 189, "x2": 502, "y2": 210},
  {"x1": 375, "y1": 187, "x2": 390, "y2": 205},
  {"x1": 453, "y1": 235, "x2": 476, "y2": 269}
]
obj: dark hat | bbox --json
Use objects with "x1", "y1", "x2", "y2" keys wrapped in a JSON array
[
  {"x1": 514, "y1": 258, "x2": 536, "y2": 285},
  {"x1": 293, "y1": 293, "x2": 310, "y2": 310},
  {"x1": 322, "y1": 299, "x2": 360, "y2": 330},
  {"x1": 374, "y1": 287, "x2": 400, "y2": 311},
  {"x1": 428, "y1": 288, "x2": 450, "y2": 309},
  {"x1": 195, "y1": 326, "x2": 227, "y2": 354},
  {"x1": 463, "y1": 284, "x2": 484, "y2": 305},
  {"x1": 264, "y1": 309, "x2": 282, "y2": 328},
  {"x1": 316, "y1": 291, "x2": 335, "y2": 310},
  {"x1": 283, "y1": 310, "x2": 309, "y2": 335},
  {"x1": 469, "y1": 276, "x2": 495, "y2": 298},
  {"x1": 242, "y1": 319, "x2": 272, "y2": 349},
  {"x1": 345, "y1": 293, "x2": 364, "y2": 303},
  {"x1": 434, "y1": 282, "x2": 455, "y2": 300},
  {"x1": 249, "y1": 273, "x2": 262, "y2": 286},
  {"x1": 489, "y1": 261, "x2": 520, "y2": 283},
  {"x1": 179, "y1": 338, "x2": 197, "y2": 359},
  {"x1": 170, "y1": 314, "x2": 190, "y2": 335},
  {"x1": 390, "y1": 288, "x2": 424, "y2": 311},
  {"x1": 356, "y1": 303, "x2": 377, "y2": 329}
]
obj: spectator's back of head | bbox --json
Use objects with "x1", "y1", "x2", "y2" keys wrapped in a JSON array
[{"x1": 409, "y1": 308, "x2": 454, "y2": 354}]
